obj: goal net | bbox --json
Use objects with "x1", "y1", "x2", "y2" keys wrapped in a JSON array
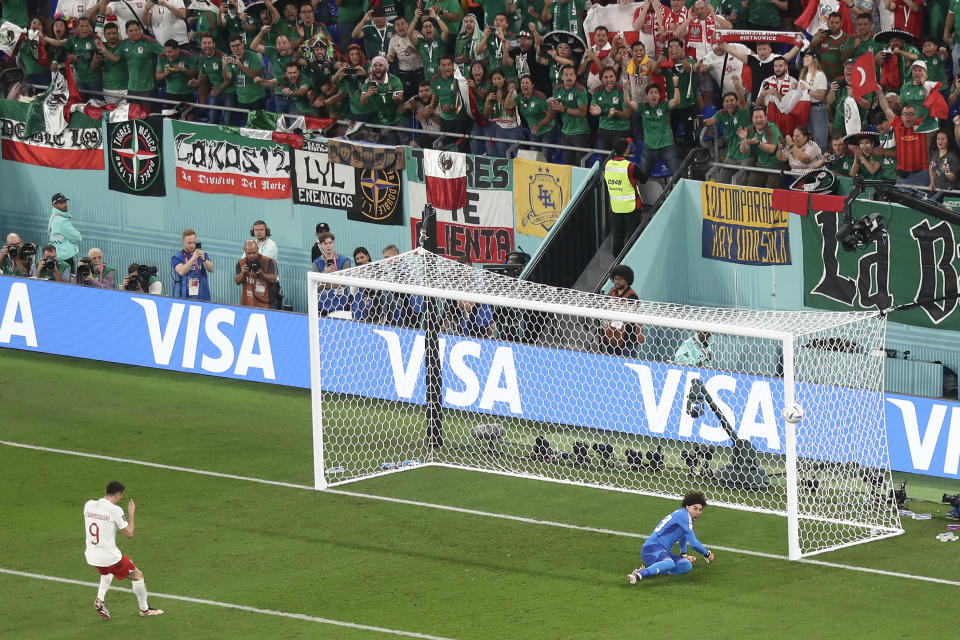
[{"x1": 307, "y1": 249, "x2": 903, "y2": 559}]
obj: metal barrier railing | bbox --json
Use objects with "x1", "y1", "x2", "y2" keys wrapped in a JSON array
[{"x1": 25, "y1": 81, "x2": 604, "y2": 165}]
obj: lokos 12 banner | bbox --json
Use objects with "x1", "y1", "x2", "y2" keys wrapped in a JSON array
[
  {"x1": 701, "y1": 182, "x2": 791, "y2": 265},
  {"x1": 802, "y1": 200, "x2": 960, "y2": 330},
  {"x1": 0, "y1": 99, "x2": 104, "y2": 170},
  {"x1": 172, "y1": 121, "x2": 291, "y2": 199},
  {"x1": 405, "y1": 147, "x2": 514, "y2": 263}
]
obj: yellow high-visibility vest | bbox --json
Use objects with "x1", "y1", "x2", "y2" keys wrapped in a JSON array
[{"x1": 604, "y1": 158, "x2": 639, "y2": 213}]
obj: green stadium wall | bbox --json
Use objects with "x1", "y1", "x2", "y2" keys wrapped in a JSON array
[{"x1": 618, "y1": 179, "x2": 959, "y2": 399}]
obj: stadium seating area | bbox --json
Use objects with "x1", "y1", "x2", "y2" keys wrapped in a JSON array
[{"x1": 1, "y1": 0, "x2": 956, "y2": 180}]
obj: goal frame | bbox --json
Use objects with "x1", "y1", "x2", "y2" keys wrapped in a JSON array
[{"x1": 307, "y1": 259, "x2": 903, "y2": 561}]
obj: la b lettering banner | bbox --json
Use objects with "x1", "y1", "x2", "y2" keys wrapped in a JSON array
[
  {"x1": 0, "y1": 99, "x2": 103, "y2": 170},
  {"x1": 701, "y1": 182, "x2": 791, "y2": 266},
  {"x1": 291, "y1": 138, "x2": 357, "y2": 210},
  {"x1": 172, "y1": 121, "x2": 291, "y2": 199},
  {"x1": 106, "y1": 117, "x2": 165, "y2": 196},
  {"x1": 802, "y1": 200, "x2": 960, "y2": 330},
  {"x1": 405, "y1": 147, "x2": 514, "y2": 263}
]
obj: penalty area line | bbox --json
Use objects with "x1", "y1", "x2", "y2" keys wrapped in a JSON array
[
  {"x1": 3, "y1": 440, "x2": 959, "y2": 588},
  {"x1": 0, "y1": 568, "x2": 456, "y2": 640}
]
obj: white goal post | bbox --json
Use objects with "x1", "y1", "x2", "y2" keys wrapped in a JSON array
[{"x1": 307, "y1": 249, "x2": 903, "y2": 560}]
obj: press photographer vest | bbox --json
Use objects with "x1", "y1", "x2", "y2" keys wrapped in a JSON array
[{"x1": 240, "y1": 255, "x2": 274, "y2": 308}]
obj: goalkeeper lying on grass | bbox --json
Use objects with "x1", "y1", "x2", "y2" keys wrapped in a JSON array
[{"x1": 627, "y1": 490, "x2": 716, "y2": 584}]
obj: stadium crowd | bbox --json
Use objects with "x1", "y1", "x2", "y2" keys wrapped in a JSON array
[{"x1": 4, "y1": 0, "x2": 960, "y2": 178}]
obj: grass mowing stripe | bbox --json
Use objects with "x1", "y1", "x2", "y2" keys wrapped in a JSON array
[
  {"x1": 4, "y1": 440, "x2": 959, "y2": 589},
  {"x1": 0, "y1": 568, "x2": 456, "y2": 640}
]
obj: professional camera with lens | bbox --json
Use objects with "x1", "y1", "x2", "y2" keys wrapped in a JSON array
[
  {"x1": 6, "y1": 244, "x2": 20, "y2": 259},
  {"x1": 18, "y1": 243, "x2": 37, "y2": 267},
  {"x1": 124, "y1": 264, "x2": 158, "y2": 291},
  {"x1": 76, "y1": 257, "x2": 93, "y2": 280},
  {"x1": 943, "y1": 493, "x2": 960, "y2": 508},
  {"x1": 40, "y1": 256, "x2": 58, "y2": 272},
  {"x1": 247, "y1": 259, "x2": 262, "y2": 274}
]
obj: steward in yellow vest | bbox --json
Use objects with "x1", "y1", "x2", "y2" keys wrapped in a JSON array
[{"x1": 604, "y1": 139, "x2": 644, "y2": 255}]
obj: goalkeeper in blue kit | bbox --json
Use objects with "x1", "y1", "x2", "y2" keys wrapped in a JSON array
[{"x1": 627, "y1": 490, "x2": 715, "y2": 584}]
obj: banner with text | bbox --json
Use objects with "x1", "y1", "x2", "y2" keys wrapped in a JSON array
[
  {"x1": 802, "y1": 201, "x2": 960, "y2": 330},
  {"x1": 291, "y1": 137, "x2": 357, "y2": 210},
  {"x1": 0, "y1": 99, "x2": 104, "y2": 170},
  {"x1": 513, "y1": 158, "x2": 570, "y2": 238},
  {"x1": 2, "y1": 275, "x2": 958, "y2": 480},
  {"x1": 701, "y1": 182, "x2": 791, "y2": 266},
  {"x1": 106, "y1": 117, "x2": 166, "y2": 197},
  {"x1": 172, "y1": 121, "x2": 291, "y2": 199},
  {"x1": 405, "y1": 147, "x2": 514, "y2": 262},
  {"x1": 292, "y1": 138, "x2": 404, "y2": 224}
]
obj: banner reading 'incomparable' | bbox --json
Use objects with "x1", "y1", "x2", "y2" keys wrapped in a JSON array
[{"x1": 701, "y1": 182, "x2": 791, "y2": 266}]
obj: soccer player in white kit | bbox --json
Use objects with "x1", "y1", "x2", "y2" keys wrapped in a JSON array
[{"x1": 83, "y1": 481, "x2": 164, "y2": 619}]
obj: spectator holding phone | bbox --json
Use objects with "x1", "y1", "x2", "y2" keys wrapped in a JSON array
[
  {"x1": 311, "y1": 231, "x2": 352, "y2": 316},
  {"x1": 171, "y1": 229, "x2": 214, "y2": 300}
]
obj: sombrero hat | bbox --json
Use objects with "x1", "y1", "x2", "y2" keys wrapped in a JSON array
[
  {"x1": 843, "y1": 131, "x2": 880, "y2": 145},
  {"x1": 874, "y1": 29, "x2": 917, "y2": 44}
]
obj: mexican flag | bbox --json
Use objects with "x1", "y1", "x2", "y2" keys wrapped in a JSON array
[
  {"x1": 24, "y1": 64, "x2": 84, "y2": 139},
  {"x1": 0, "y1": 98, "x2": 103, "y2": 170}
]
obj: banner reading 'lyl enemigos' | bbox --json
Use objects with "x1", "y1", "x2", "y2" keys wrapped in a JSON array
[
  {"x1": 405, "y1": 147, "x2": 514, "y2": 263},
  {"x1": 701, "y1": 182, "x2": 791, "y2": 266},
  {"x1": 172, "y1": 121, "x2": 291, "y2": 199}
]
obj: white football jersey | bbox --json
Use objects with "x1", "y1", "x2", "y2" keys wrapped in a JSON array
[{"x1": 83, "y1": 498, "x2": 127, "y2": 567}]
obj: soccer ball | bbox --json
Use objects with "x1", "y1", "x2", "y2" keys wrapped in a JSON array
[{"x1": 782, "y1": 403, "x2": 804, "y2": 424}]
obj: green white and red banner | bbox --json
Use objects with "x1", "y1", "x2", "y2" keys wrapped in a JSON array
[
  {"x1": 0, "y1": 99, "x2": 104, "y2": 170},
  {"x1": 405, "y1": 147, "x2": 514, "y2": 263},
  {"x1": 171, "y1": 121, "x2": 291, "y2": 199}
]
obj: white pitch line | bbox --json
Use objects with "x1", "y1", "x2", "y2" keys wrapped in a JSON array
[
  {"x1": 0, "y1": 440, "x2": 314, "y2": 490},
  {"x1": 0, "y1": 568, "x2": 456, "y2": 640},
  {"x1": 3, "y1": 440, "x2": 959, "y2": 588}
]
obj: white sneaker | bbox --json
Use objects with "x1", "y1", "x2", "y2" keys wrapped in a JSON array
[{"x1": 138, "y1": 607, "x2": 164, "y2": 617}]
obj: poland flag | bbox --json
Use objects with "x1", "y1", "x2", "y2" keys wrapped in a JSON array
[{"x1": 424, "y1": 149, "x2": 467, "y2": 211}]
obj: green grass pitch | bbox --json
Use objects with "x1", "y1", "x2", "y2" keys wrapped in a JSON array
[{"x1": 1, "y1": 348, "x2": 959, "y2": 638}]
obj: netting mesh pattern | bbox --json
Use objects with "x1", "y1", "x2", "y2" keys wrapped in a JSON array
[{"x1": 312, "y1": 249, "x2": 902, "y2": 557}]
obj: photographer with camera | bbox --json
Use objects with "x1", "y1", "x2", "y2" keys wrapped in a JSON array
[
  {"x1": 0, "y1": 234, "x2": 37, "y2": 277},
  {"x1": 235, "y1": 240, "x2": 277, "y2": 309},
  {"x1": 75, "y1": 248, "x2": 117, "y2": 289},
  {"x1": 35, "y1": 245, "x2": 70, "y2": 282},
  {"x1": 122, "y1": 264, "x2": 163, "y2": 295}
]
